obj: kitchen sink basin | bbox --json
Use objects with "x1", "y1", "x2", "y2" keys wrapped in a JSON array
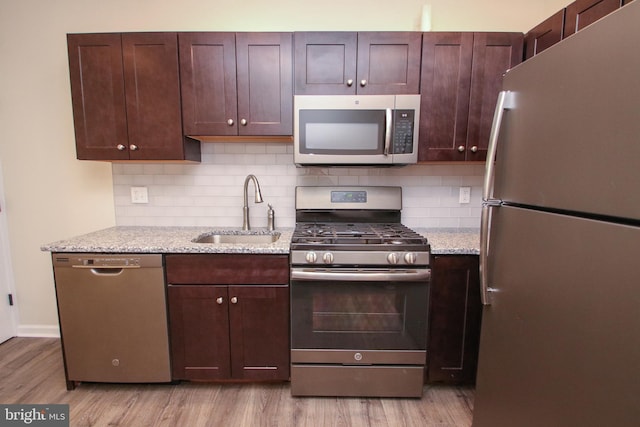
[{"x1": 193, "y1": 232, "x2": 280, "y2": 244}]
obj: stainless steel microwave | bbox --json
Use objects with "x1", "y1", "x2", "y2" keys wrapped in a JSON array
[{"x1": 294, "y1": 95, "x2": 420, "y2": 166}]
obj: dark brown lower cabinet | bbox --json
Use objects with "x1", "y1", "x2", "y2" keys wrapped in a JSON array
[
  {"x1": 427, "y1": 255, "x2": 482, "y2": 384},
  {"x1": 166, "y1": 254, "x2": 290, "y2": 382}
]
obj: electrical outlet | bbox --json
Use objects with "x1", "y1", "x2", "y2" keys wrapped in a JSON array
[
  {"x1": 131, "y1": 187, "x2": 149, "y2": 204},
  {"x1": 459, "y1": 187, "x2": 471, "y2": 204}
]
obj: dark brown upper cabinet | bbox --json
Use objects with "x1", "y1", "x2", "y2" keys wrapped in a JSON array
[
  {"x1": 294, "y1": 32, "x2": 422, "y2": 95},
  {"x1": 419, "y1": 32, "x2": 523, "y2": 162},
  {"x1": 563, "y1": 0, "x2": 621, "y2": 37},
  {"x1": 179, "y1": 32, "x2": 293, "y2": 138},
  {"x1": 67, "y1": 33, "x2": 200, "y2": 161},
  {"x1": 524, "y1": 9, "x2": 566, "y2": 60}
]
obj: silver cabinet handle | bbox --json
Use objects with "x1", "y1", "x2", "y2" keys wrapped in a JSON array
[
  {"x1": 216, "y1": 297, "x2": 224, "y2": 305},
  {"x1": 384, "y1": 108, "x2": 392, "y2": 156},
  {"x1": 470, "y1": 145, "x2": 478, "y2": 153},
  {"x1": 457, "y1": 145, "x2": 465, "y2": 152},
  {"x1": 227, "y1": 119, "x2": 234, "y2": 126},
  {"x1": 480, "y1": 90, "x2": 514, "y2": 306},
  {"x1": 240, "y1": 119, "x2": 247, "y2": 126},
  {"x1": 117, "y1": 144, "x2": 126, "y2": 151},
  {"x1": 230, "y1": 296, "x2": 238, "y2": 304},
  {"x1": 360, "y1": 79, "x2": 367, "y2": 87},
  {"x1": 346, "y1": 79, "x2": 354, "y2": 87},
  {"x1": 129, "y1": 144, "x2": 138, "y2": 151}
]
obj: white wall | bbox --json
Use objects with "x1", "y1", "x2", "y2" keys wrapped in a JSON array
[{"x1": 0, "y1": 0, "x2": 571, "y2": 334}]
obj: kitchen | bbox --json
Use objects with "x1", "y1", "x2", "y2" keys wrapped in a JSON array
[{"x1": 1, "y1": 0, "x2": 639, "y2": 426}]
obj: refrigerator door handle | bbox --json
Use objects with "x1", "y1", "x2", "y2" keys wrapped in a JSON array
[
  {"x1": 482, "y1": 90, "x2": 514, "y2": 202},
  {"x1": 480, "y1": 90, "x2": 513, "y2": 305},
  {"x1": 480, "y1": 204, "x2": 496, "y2": 305}
]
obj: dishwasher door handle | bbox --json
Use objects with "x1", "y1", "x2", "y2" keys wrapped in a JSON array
[{"x1": 71, "y1": 265, "x2": 141, "y2": 276}]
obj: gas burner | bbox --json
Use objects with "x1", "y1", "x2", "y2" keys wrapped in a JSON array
[
  {"x1": 291, "y1": 222, "x2": 429, "y2": 252},
  {"x1": 292, "y1": 186, "x2": 430, "y2": 263}
]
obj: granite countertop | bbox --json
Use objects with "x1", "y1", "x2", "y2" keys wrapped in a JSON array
[
  {"x1": 41, "y1": 226, "x2": 293, "y2": 254},
  {"x1": 41, "y1": 226, "x2": 480, "y2": 255},
  {"x1": 419, "y1": 228, "x2": 480, "y2": 255}
]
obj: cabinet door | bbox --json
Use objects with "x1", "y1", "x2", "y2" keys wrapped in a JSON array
[
  {"x1": 168, "y1": 285, "x2": 231, "y2": 380},
  {"x1": 294, "y1": 32, "x2": 358, "y2": 95},
  {"x1": 122, "y1": 33, "x2": 186, "y2": 160},
  {"x1": 228, "y1": 285, "x2": 290, "y2": 380},
  {"x1": 236, "y1": 33, "x2": 293, "y2": 135},
  {"x1": 524, "y1": 9, "x2": 565, "y2": 60},
  {"x1": 67, "y1": 33, "x2": 129, "y2": 161},
  {"x1": 179, "y1": 32, "x2": 238, "y2": 136},
  {"x1": 427, "y1": 256, "x2": 482, "y2": 384},
  {"x1": 356, "y1": 32, "x2": 422, "y2": 95},
  {"x1": 418, "y1": 33, "x2": 473, "y2": 162},
  {"x1": 564, "y1": 0, "x2": 621, "y2": 38},
  {"x1": 466, "y1": 32, "x2": 523, "y2": 162}
]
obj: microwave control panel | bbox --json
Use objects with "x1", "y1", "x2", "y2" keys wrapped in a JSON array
[{"x1": 392, "y1": 110, "x2": 415, "y2": 154}]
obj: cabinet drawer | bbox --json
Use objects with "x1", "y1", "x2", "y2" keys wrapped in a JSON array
[{"x1": 165, "y1": 254, "x2": 289, "y2": 284}]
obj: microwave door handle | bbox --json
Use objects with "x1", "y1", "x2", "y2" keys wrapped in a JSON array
[{"x1": 384, "y1": 108, "x2": 392, "y2": 156}]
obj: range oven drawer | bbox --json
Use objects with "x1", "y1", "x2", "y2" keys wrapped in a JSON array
[
  {"x1": 291, "y1": 365, "x2": 425, "y2": 397},
  {"x1": 291, "y1": 349, "x2": 425, "y2": 365}
]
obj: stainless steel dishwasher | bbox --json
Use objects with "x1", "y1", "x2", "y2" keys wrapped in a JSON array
[{"x1": 52, "y1": 253, "x2": 171, "y2": 389}]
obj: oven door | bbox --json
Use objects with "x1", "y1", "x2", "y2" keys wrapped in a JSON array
[{"x1": 290, "y1": 267, "x2": 430, "y2": 365}]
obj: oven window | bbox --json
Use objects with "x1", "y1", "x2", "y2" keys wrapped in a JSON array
[
  {"x1": 291, "y1": 281, "x2": 428, "y2": 351},
  {"x1": 312, "y1": 291, "x2": 404, "y2": 333}
]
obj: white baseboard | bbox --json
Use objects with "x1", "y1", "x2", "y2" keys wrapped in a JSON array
[{"x1": 17, "y1": 324, "x2": 60, "y2": 338}]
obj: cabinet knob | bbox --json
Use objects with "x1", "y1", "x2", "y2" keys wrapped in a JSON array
[
  {"x1": 457, "y1": 145, "x2": 466, "y2": 153},
  {"x1": 470, "y1": 145, "x2": 478, "y2": 153},
  {"x1": 227, "y1": 119, "x2": 234, "y2": 126},
  {"x1": 129, "y1": 144, "x2": 138, "y2": 151},
  {"x1": 360, "y1": 79, "x2": 367, "y2": 87},
  {"x1": 116, "y1": 144, "x2": 126, "y2": 151},
  {"x1": 216, "y1": 297, "x2": 224, "y2": 305},
  {"x1": 346, "y1": 79, "x2": 354, "y2": 87},
  {"x1": 240, "y1": 119, "x2": 247, "y2": 126},
  {"x1": 231, "y1": 296, "x2": 238, "y2": 304}
]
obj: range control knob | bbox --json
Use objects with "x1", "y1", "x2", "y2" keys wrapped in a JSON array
[
  {"x1": 387, "y1": 253, "x2": 399, "y2": 265},
  {"x1": 404, "y1": 252, "x2": 417, "y2": 265},
  {"x1": 305, "y1": 252, "x2": 317, "y2": 264},
  {"x1": 322, "y1": 252, "x2": 334, "y2": 264}
]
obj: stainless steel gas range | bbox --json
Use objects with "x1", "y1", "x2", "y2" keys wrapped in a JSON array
[{"x1": 289, "y1": 186, "x2": 431, "y2": 398}]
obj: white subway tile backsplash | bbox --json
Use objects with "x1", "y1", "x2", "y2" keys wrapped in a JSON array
[{"x1": 112, "y1": 143, "x2": 484, "y2": 229}]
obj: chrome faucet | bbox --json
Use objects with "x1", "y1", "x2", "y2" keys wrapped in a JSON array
[{"x1": 242, "y1": 174, "x2": 264, "y2": 230}]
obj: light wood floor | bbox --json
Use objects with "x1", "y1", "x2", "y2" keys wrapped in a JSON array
[{"x1": 0, "y1": 338, "x2": 474, "y2": 426}]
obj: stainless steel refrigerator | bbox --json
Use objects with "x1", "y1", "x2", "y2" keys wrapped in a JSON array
[{"x1": 473, "y1": 2, "x2": 640, "y2": 426}]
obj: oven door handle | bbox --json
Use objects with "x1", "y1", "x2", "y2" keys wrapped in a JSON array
[{"x1": 291, "y1": 268, "x2": 431, "y2": 282}]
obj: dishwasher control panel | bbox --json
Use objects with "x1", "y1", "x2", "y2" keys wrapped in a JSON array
[{"x1": 52, "y1": 254, "x2": 162, "y2": 268}]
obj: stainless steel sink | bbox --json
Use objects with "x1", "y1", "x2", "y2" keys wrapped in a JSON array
[{"x1": 193, "y1": 232, "x2": 280, "y2": 244}]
